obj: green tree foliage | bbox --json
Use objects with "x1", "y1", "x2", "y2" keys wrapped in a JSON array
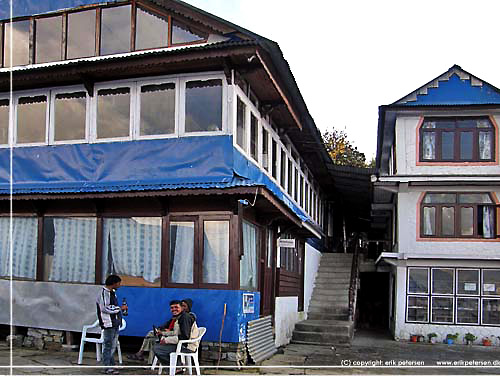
[{"x1": 322, "y1": 128, "x2": 370, "y2": 168}]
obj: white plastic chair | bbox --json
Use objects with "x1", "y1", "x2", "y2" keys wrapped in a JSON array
[
  {"x1": 77, "y1": 319, "x2": 127, "y2": 365},
  {"x1": 151, "y1": 327, "x2": 206, "y2": 376}
]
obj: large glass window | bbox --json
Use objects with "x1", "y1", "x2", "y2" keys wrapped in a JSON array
[
  {"x1": 96, "y1": 87, "x2": 131, "y2": 139},
  {"x1": 262, "y1": 127, "x2": 269, "y2": 171},
  {"x1": 0, "y1": 99, "x2": 9, "y2": 145},
  {"x1": 236, "y1": 97, "x2": 246, "y2": 150},
  {"x1": 35, "y1": 16, "x2": 63, "y2": 63},
  {"x1": 482, "y1": 298, "x2": 500, "y2": 325},
  {"x1": 280, "y1": 149, "x2": 286, "y2": 187},
  {"x1": 482, "y1": 269, "x2": 500, "y2": 296},
  {"x1": 102, "y1": 217, "x2": 161, "y2": 286},
  {"x1": 240, "y1": 221, "x2": 258, "y2": 290},
  {"x1": 43, "y1": 217, "x2": 96, "y2": 283},
  {"x1": 457, "y1": 269, "x2": 479, "y2": 295},
  {"x1": 169, "y1": 221, "x2": 194, "y2": 284},
  {"x1": 431, "y1": 296, "x2": 453, "y2": 323},
  {"x1": 202, "y1": 220, "x2": 229, "y2": 284},
  {"x1": 185, "y1": 79, "x2": 222, "y2": 133},
  {"x1": 53, "y1": 92, "x2": 87, "y2": 142},
  {"x1": 4, "y1": 21, "x2": 30, "y2": 67},
  {"x1": 407, "y1": 296, "x2": 429, "y2": 322},
  {"x1": 67, "y1": 10, "x2": 96, "y2": 59},
  {"x1": 420, "y1": 117, "x2": 495, "y2": 162},
  {"x1": 421, "y1": 192, "x2": 497, "y2": 239},
  {"x1": 139, "y1": 83, "x2": 175, "y2": 136},
  {"x1": 408, "y1": 268, "x2": 428, "y2": 294},
  {"x1": 250, "y1": 113, "x2": 258, "y2": 161},
  {"x1": 0, "y1": 217, "x2": 38, "y2": 279},
  {"x1": 135, "y1": 7, "x2": 168, "y2": 50},
  {"x1": 17, "y1": 95, "x2": 47, "y2": 144},
  {"x1": 100, "y1": 5, "x2": 131, "y2": 55},
  {"x1": 271, "y1": 139, "x2": 278, "y2": 179},
  {"x1": 171, "y1": 20, "x2": 206, "y2": 45},
  {"x1": 432, "y1": 268, "x2": 454, "y2": 295},
  {"x1": 457, "y1": 297, "x2": 479, "y2": 324}
]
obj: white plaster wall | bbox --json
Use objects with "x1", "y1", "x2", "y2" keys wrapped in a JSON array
[
  {"x1": 395, "y1": 115, "x2": 500, "y2": 176},
  {"x1": 274, "y1": 296, "x2": 298, "y2": 347},
  {"x1": 393, "y1": 263, "x2": 500, "y2": 343},
  {"x1": 304, "y1": 243, "x2": 321, "y2": 315},
  {"x1": 398, "y1": 189, "x2": 500, "y2": 258}
]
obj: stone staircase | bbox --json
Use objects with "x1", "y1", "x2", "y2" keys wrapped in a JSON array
[{"x1": 291, "y1": 253, "x2": 355, "y2": 346}]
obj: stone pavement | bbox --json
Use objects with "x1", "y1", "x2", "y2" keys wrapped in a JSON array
[{"x1": 1, "y1": 330, "x2": 500, "y2": 375}]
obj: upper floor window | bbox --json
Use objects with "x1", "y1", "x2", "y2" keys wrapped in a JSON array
[
  {"x1": 420, "y1": 117, "x2": 495, "y2": 162},
  {"x1": 421, "y1": 192, "x2": 498, "y2": 239},
  {"x1": 4, "y1": 20, "x2": 30, "y2": 67},
  {"x1": 35, "y1": 16, "x2": 63, "y2": 64}
]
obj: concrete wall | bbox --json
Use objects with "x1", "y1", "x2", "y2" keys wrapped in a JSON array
[
  {"x1": 394, "y1": 115, "x2": 500, "y2": 176},
  {"x1": 274, "y1": 296, "x2": 298, "y2": 347},
  {"x1": 304, "y1": 243, "x2": 321, "y2": 314}
]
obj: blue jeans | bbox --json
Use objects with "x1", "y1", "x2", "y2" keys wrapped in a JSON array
[{"x1": 102, "y1": 327, "x2": 119, "y2": 368}]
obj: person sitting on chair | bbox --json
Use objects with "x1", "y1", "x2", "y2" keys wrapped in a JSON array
[
  {"x1": 153, "y1": 300, "x2": 199, "y2": 373},
  {"x1": 181, "y1": 298, "x2": 197, "y2": 320}
]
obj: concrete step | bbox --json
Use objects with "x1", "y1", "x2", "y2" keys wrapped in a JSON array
[
  {"x1": 321, "y1": 253, "x2": 353, "y2": 258},
  {"x1": 312, "y1": 289, "x2": 350, "y2": 296},
  {"x1": 314, "y1": 282, "x2": 350, "y2": 289},
  {"x1": 308, "y1": 305, "x2": 348, "y2": 314},
  {"x1": 295, "y1": 320, "x2": 353, "y2": 335},
  {"x1": 309, "y1": 296, "x2": 348, "y2": 306},
  {"x1": 291, "y1": 331, "x2": 351, "y2": 344},
  {"x1": 307, "y1": 312, "x2": 349, "y2": 321},
  {"x1": 316, "y1": 271, "x2": 351, "y2": 278},
  {"x1": 290, "y1": 339, "x2": 351, "y2": 347}
]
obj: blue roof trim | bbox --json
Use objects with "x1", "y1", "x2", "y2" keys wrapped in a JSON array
[{"x1": 404, "y1": 73, "x2": 500, "y2": 106}]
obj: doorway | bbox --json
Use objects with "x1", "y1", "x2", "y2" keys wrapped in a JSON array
[{"x1": 356, "y1": 272, "x2": 390, "y2": 330}]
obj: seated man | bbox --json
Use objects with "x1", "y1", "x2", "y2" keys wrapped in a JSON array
[
  {"x1": 153, "y1": 300, "x2": 199, "y2": 371},
  {"x1": 127, "y1": 300, "x2": 179, "y2": 363},
  {"x1": 181, "y1": 298, "x2": 197, "y2": 320}
]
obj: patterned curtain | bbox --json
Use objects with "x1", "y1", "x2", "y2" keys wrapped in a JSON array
[
  {"x1": 479, "y1": 132, "x2": 492, "y2": 160},
  {"x1": 202, "y1": 221, "x2": 229, "y2": 284},
  {"x1": 0, "y1": 217, "x2": 37, "y2": 278},
  {"x1": 49, "y1": 218, "x2": 96, "y2": 283},
  {"x1": 483, "y1": 206, "x2": 494, "y2": 239},
  {"x1": 102, "y1": 218, "x2": 161, "y2": 283},
  {"x1": 240, "y1": 221, "x2": 257, "y2": 289},
  {"x1": 170, "y1": 222, "x2": 194, "y2": 284},
  {"x1": 423, "y1": 133, "x2": 436, "y2": 160}
]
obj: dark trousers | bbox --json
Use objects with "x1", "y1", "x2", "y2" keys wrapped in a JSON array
[{"x1": 102, "y1": 327, "x2": 119, "y2": 368}]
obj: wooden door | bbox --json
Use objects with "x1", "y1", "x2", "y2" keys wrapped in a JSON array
[{"x1": 260, "y1": 229, "x2": 275, "y2": 316}]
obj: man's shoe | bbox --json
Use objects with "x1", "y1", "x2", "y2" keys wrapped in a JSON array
[{"x1": 104, "y1": 369, "x2": 119, "y2": 375}]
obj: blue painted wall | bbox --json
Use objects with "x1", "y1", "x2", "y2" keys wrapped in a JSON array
[{"x1": 115, "y1": 287, "x2": 260, "y2": 343}]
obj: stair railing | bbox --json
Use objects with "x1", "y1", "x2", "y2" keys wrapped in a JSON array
[{"x1": 347, "y1": 234, "x2": 361, "y2": 322}]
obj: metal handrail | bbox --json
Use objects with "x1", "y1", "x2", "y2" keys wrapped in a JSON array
[{"x1": 348, "y1": 234, "x2": 361, "y2": 322}]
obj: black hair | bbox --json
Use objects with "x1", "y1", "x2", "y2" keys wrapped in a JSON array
[
  {"x1": 169, "y1": 300, "x2": 182, "y2": 306},
  {"x1": 181, "y1": 298, "x2": 193, "y2": 312},
  {"x1": 105, "y1": 274, "x2": 121, "y2": 286}
]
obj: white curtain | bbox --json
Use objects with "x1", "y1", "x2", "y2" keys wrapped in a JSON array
[
  {"x1": 240, "y1": 222, "x2": 257, "y2": 289},
  {"x1": 170, "y1": 222, "x2": 194, "y2": 283},
  {"x1": 202, "y1": 221, "x2": 229, "y2": 284},
  {"x1": 423, "y1": 207, "x2": 435, "y2": 236},
  {"x1": 479, "y1": 132, "x2": 492, "y2": 160},
  {"x1": 423, "y1": 133, "x2": 436, "y2": 160},
  {"x1": 49, "y1": 218, "x2": 96, "y2": 283},
  {"x1": 102, "y1": 218, "x2": 161, "y2": 283},
  {"x1": 483, "y1": 206, "x2": 494, "y2": 239},
  {"x1": 0, "y1": 217, "x2": 37, "y2": 279}
]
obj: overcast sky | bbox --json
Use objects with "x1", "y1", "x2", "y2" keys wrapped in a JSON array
[{"x1": 184, "y1": 0, "x2": 500, "y2": 160}]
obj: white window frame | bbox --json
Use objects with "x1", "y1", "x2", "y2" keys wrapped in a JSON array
[
  {"x1": 407, "y1": 267, "x2": 429, "y2": 295},
  {"x1": 431, "y1": 267, "x2": 455, "y2": 296},
  {"x1": 233, "y1": 92, "x2": 248, "y2": 154},
  {"x1": 249, "y1": 109, "x2": 260, "y2": 164},
  {"x1": 92, "y1": 80, "x2": 135, "y2": 143},
  {"x1": 180, "y1": 73, "x2": 227, "y2": 137},
  {"x1": 49, "y1": 85, "x2": 90, "y2": 145},
  {"x1": 430, "y1": 295, "x2": 454, "y2": 324},
  {"x1": 480, "y1": 297, "x2": 500, "y2": 326},
  {"x1": 455, "y1": 296, "x2": 480, "y2": 325},
  {"x1": 406, "y1": 295, "x2": 429, "y2": 323},
  {"x1": 0, "y1": 95, "x2": 11, "y2": 148},
  {"x1": 481, "y1": 268, "x2": 500, "y2": 297},
  {"x1": 456, "y1": 268, "x2": 480, "y2": 296},
  {"x1": 14, "y1": 89, "x2": 50, "y2": 147},
  {"x1": 135, "y1": 77, "x2": 179, "y2": 140}
]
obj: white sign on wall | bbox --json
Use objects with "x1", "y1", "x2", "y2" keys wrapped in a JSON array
[{"x1": 278, "y1": 238, "x2": 295, "y2": 248}]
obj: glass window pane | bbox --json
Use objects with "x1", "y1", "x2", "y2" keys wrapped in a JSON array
[
  {"x1": 96, "y1": 87, "x2": 130, "y2": 139},
  {"x1": 17, "y1": 96, "x2": 47, "y2": 144},
  {"x1": 458, "y1": 193, "x2": 493, "y2": 204},
  {"x1": 460, "y1": 132, "x2": 473, "y2": 160},
  {"x1": 102, "y1": 217, "x2": 161, "y2": 286},
  {"x1": 482, "y1": 299, "x2": 500, "y2": 325},
  {"x1": 441, "y1": 131, "x2": 454, "y2": 159},
  {"x1": 407, "y1": 296, "x2": 428, "y2": 322},
  {"x1": 431, "y1": 297, "x2": 453, "y2": 323},
  {"x1": 35, "y1": 16, "x2": 62, "y2": 63},
  {"x1": 408, "y1": 268, "x2": 428, "y2": 294},
  {"x1": 460, "y1": 207, "x2": 474, "y2": 236},
  {"x1": 271, "y1": 140, "x2": 277, "y2": 179},
  {"x1": 294, "y1": 168, "x2": 298, "y2": 202},
  {"x1": 203, "y1": 220, "x2": 229, "y2": 284},
  {"x1": 479, "y1": 131, "x2": 492, "y2": 160},
  {"x1": 477, "y1": 118, "x2": 492, "y2": 128},
  {"x1": 456, "y1": 298, "x2": 479, "y2": 324},
  {"x1": 457, "y1": 269, "x2": 479, "y2": 295},
  {"x1": 135, "y1": 7, "x2": 168, "y2": 50},
  {"x1": 4, "y1": 21, "x2": 30, "y2": 67},
  {"x1": 185, "y1": 79, "x2": 222, "y2": 132},
  {"x1": 299, "y1": 175, "x2": 304, "y2": 207},
  {"x1": 240, "y1": 221, "x2": 258, "y2": 290},
  {"x1": 482, "y1": 269, "x2": 500, "y2": 296},
  {"x1": 262, "y1": 127, "x2": 269, "y2": 171},
  {"x1": 169, "y1": 221, "x2": 194, "y2": 284},
  {"x1": 54, "y1": 92, "x2": 86, "y2": 141},
  {"x1": 436, "y1": 119, "x2": 455, "y2": 129},
  {"x1": 280, "y1": 149, "x2": 286, "y2": 186},
  {"x1": 287, "y1": 158, "x2": 293, "y2": 195},
  {"x1": 456, "y1": 118, "x2": 477, "y2": 128},
  {"x1": 423, "y1": 193, "x2": 456, "y2": 204},
  {"x1": 422, "y1": 121, "x2": 436, "y2": 129},
  {"x1": 441, "y1": 207, "x2": 455, "y2": 236},
  {"x1": 140, "y1": 83, "x2": 175, "y2": 136},
  {"x1": 0, "y1": 99, "x2": 9, "y2": 145},
  {"x1": 67, "y1": 10, "x2": 96, "y2": 59},
  {"x1": 431, "y1": 268, "x2": 454, "y2": 294},
  {"x1": 171, "y1": 20, "x2": 206, "y2": 45},
  {"x1": 422, "y1": 132, "x2": 435, "y2": 160},
  {"x1": 250, "y1": 113, "x2": 258, "y2": 160},
  {"x1": 100, "y1": 5, "x2": 131, "y2": 55},
  {"x1": 236, "y1": 97, "x2": 246, "y2": 150},
  {"x1": 0, "y1": 217, "x2": 38, "y2": 279},
  {"x1": 43, "y1": 217, "x2": 96, "y2": 283},
  {"x1": 422, "y1": 207, "x2": 436, "y2": 236}
]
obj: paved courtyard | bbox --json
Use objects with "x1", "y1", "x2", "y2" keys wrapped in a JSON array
[{"x1": 1, "y1": 330, "x2": 500, "y2": 375}]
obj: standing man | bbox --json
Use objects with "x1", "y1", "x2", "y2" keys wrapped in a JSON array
[{"x1": 97, "y1": 275, "x2": 123, "y2": 375}]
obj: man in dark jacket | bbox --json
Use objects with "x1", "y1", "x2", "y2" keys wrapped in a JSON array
[{"x1": 96, "y1": 274, "x2": 122, "y2": 375}]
